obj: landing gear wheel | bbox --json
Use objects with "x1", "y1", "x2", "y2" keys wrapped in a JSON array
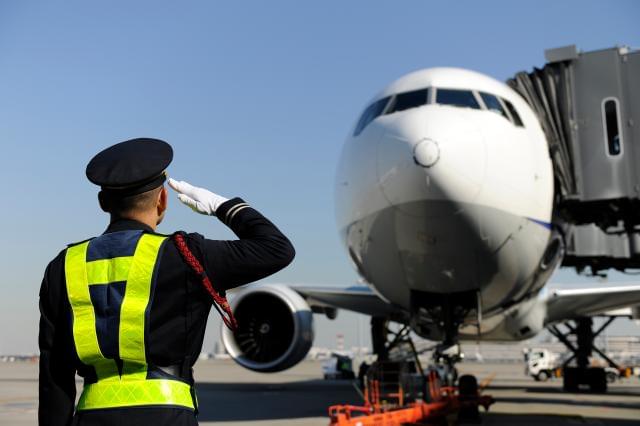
[
  {"x1": 458, "y1": 374, "x2": 478, "y2": 395},
  {"x1": 457, "y1": 374, "x2": 480, "y2": 423}
]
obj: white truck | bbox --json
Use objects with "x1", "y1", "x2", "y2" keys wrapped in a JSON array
[
  {"x1": 524, "y1": 348, "x2": 559, "y2": 382},
  {"x1": 524, "y1": 348, "x2": 622, "y2": 383}
]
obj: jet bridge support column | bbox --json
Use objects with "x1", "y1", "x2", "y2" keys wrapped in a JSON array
[
  {"x1": 575, "y1": 318, "x2": 593, "y2": 369},
  {"x1": 548, "y1": 317, "x2": 619, "y2": 392}
]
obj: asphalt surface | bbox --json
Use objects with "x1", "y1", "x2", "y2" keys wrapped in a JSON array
[{"x1": 3, "y1": 359, "x2": 640, "y2": 425}]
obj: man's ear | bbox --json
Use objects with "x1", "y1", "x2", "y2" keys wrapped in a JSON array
[
  {"x1": 158, "y1": 186, "x2": 168, "y2": 213},
  {"x1": 98, "y1": 191, "x2": 110, "y2": 213}
]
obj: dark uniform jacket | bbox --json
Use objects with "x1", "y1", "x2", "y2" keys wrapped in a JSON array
[{"x1": 38, "y1": 198, "x2": 295, "y2": 426}]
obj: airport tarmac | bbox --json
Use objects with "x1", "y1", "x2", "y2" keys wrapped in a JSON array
[{"x1": 2, "y1": 359, "x2": 640, "y2": 425}]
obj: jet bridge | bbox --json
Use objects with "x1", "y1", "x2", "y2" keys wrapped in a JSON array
[{"x1": 508, "y1": 45, "x2": 640, "y2": 275}]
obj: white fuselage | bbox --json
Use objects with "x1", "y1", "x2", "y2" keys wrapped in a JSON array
[{"x1": 335, "y1": 68, "x2": 557, "y2": 339}]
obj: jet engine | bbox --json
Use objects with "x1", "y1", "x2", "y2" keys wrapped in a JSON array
[{"x1": 221, "y1": 284, "x2": 314, "y2": 372}]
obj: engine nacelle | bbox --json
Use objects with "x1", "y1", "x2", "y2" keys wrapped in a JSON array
[
  {"x1": 503, "y1": 297, "x2": 546, "y2": 340},
  {"x1": 221, "y1": 284, "x2": 314, "y2": 372}
]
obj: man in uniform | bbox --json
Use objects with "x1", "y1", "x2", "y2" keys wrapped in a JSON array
[{"x1": 38, "y1": 138, "x2": 295, "y2": 425}]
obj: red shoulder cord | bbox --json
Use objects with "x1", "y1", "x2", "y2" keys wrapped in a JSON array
[{"x1": 172, "y1": 233, "x2": 238, "y2": 331}]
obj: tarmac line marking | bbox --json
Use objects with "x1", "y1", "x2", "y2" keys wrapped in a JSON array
[{"x1": 0, "y1": 396, "x2": 36, "y2": 404}]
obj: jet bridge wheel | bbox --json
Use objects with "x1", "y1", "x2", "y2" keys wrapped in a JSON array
[
  {"x1": 589, "y1": 368, "x2": 607, "y2": 393},
  {"x1": 563, "y1": 367, "x2": 607, "y2": 393},
  {"x1": 562, "y1": 368, "x2": 578, "y2": 392}
]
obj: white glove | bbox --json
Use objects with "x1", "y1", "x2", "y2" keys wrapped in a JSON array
[{"x1": 168, "y1": 178, "x2": 229, "y2": 216}]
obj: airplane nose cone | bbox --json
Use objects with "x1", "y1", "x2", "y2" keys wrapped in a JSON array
[
  {"x1": 376, "y1": 108, "x2": 486, "y2": 209},
  {"x1": 413, "y1": 139, "x2": 440, "y2": 168}
]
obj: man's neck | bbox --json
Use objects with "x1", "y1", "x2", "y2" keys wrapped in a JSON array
[{"x1": 110, "y1": 212, "x2": 157, "y2": 231}]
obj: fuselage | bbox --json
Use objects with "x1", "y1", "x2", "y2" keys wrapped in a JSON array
[{"x1": 335, "y1": 68, "x2": 559, "y2": 338}]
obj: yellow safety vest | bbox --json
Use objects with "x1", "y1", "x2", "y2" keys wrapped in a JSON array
[{"x1": 65, "y1": 231, "x2": 195, "y2": 411}]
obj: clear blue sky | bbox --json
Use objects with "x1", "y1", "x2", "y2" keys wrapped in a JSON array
[{"x1": 0, "y1": 1, "x2": 639, "y2": 354}]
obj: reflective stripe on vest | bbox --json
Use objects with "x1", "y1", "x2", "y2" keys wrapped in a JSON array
[{"x1": 65, "y1": 232, "x2": 194, "y2": 411}]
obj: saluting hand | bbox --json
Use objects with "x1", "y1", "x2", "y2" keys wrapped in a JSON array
[{"x1": 168, "y1": 178, "x2": 229, "y2": 216}]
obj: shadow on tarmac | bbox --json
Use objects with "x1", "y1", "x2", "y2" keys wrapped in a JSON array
[
  {"x1": 194, "y1": 379, "x2": 640, "y2": 424},
  {"x1": 495, "y1": 396, "x2": 640, "y2": 411},
  {"x1": 195, "y1": 379, "x2": 361, "y2": 422},
  {"x1": 488, "y1": 383, "x2": 640, "y2": 398},
  {"x1": 480, "y1": 413, "x2": 640, "y2": 426}
]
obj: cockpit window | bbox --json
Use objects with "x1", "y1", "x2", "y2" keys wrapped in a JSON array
[
  {"x1": 435, "y1": 89, "x2": 480, "y2": 109},
  {"x1": 479, "y1": 92, "x2": 509, "y2": 120},
  {"x1": 503, "y1": 99, "x2": 524, "y2": 127},
  {"x1": 353, "y1": 97, "x2": 390, "y2": 136},
  {"x1": 386, "y1": 89, "x2": 429, "y2": 114}
]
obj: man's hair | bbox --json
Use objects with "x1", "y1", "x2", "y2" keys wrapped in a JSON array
[{"x1": 99, "y1": 186, "x2": 162, "y2": 217}]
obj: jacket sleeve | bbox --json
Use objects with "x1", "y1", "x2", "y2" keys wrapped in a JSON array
[
  {"x1": 39, "y1": 253, "x2": 76, "y2": 426},
  {"x1": 188, "y1": 198, "x2": 295, "y2": 291}
]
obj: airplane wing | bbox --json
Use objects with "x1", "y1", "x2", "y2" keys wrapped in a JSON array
[
  {"x1": 293, "y1": 284, "x2": 640, "y2": 323},
  {"x1": 545, "y1": 284, "x2": 640, "y2": 324},
  {"x1": 292, "y1": 285, "x2": 401, "y2": 317}
]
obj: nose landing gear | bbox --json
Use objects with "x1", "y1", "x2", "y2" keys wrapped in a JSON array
[
  {"x1": 355, "y1": 317, "x2": 492, "y2": 424},
  {"x1": 432, "y1": 342, "x2": 462, "y2": 386}
]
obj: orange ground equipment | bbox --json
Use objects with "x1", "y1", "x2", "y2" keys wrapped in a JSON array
[{"x1": 328, "y1": 362, "x2": 494, "y2": 425}]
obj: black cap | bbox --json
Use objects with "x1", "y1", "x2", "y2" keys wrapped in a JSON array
[{"x1": 86, "y1": 138, "x2": 173, "y2": 196}]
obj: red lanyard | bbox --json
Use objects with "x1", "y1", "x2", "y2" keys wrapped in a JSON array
[{"x1": 172, "y1": 232, "x2": 238, "y2": 331}]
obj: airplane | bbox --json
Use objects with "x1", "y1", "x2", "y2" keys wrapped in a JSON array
[{"x1": 220, "y1": 66, "x2": 640, "y2": 392}]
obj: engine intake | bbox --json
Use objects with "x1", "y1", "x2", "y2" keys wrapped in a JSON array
[{"x1": 221, "y1": 284, "x2": 314, "y2": 372}]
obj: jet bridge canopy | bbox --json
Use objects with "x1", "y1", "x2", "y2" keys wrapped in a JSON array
[{"x1": 508, "y1": 45, "x2": 640, "y2": 274}]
